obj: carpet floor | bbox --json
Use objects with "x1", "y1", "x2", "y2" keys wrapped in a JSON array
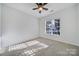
[{"x1": 0, "y1": 37, "x2": 79, "y2": 56}]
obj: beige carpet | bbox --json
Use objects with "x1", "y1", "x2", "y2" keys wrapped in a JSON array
[{"x1": 0, "y1": 37, "x2": 79, "y2": 56}]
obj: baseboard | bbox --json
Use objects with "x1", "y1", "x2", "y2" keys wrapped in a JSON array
[{"x1": 40, "y1": 36, "x2": 79, "y2": 47}]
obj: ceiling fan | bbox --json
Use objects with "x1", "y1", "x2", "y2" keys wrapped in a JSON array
[{"x1": 32, "y1": 3, "x2": 48, "y2": 13}]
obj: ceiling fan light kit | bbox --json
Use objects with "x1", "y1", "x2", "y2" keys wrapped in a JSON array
[{"x1": 32, "y1": 3, "x2": 48, "y2": 13}]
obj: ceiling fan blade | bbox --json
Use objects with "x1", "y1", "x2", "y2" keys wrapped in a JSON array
[
  {"x1": 36, "y1": 3, "x2": 39, "y2": 5},
  {"x1": 43, "y1": 8, "x2": 48, "y2": 10},
  {"x1": 32, "y1": 8, "x2": 38, "y2": 10},
  {"x1": 42, "y1": 3, "x2": 48, "y2": 6},
  {"x1": 36, "y1": 3, "x2": 47, "y2": 6}
]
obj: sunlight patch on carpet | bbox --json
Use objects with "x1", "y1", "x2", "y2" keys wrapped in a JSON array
[
  {"x1": 8, "y1": 40, "x2": 48, "y2": 53},
  {"x1": 19, "y1": 42, "x2": 48, "y2": 56}
]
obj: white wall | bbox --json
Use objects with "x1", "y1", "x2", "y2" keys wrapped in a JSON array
[
  {"x1": 0, "y1": 4, "x2": 2, "y2": 48},
  {"x1": 77, "y1": 4, "x2": 79, "y2": 44},
  {"x1": 2, "y1": 4, "x2": 39, "y2": 48},
  {"x1": 40, "y1": 5, "x2": 79, "y2": 46}
]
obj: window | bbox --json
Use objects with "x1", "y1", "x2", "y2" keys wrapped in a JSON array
[{"x1": 46, "y1": 19, "x2": 60, "y2": 35}]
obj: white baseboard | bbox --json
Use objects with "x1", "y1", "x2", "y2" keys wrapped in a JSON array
[{"x1": 40, "y1": 36, "x2": 79, "y2": 47}]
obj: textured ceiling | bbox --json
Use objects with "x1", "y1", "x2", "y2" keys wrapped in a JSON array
[{"x1": 5, "y1": 3, "x2": 76, "y2": 18}]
